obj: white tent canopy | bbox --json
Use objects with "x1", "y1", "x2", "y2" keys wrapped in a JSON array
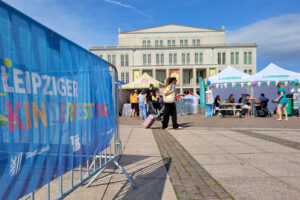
[
  {"x1": 209, "y1": 65, "x2": 251, "y2": 84},
  {"x1": 251, "y1": 63, "x2": 300, "y2": 82}
]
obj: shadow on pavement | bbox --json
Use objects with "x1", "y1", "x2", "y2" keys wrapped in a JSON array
[{"x1": 110, "y1": 155, "x2": 171, "y2": 200}]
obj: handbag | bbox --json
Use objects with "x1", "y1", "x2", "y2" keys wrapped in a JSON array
[{"x1": 163, "y1": 86, "x2": 175, "y2": 103}]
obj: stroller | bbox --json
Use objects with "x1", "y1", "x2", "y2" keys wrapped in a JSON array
[{"x1": 255, "y1": 99, "x2": 271, "y2": 117}]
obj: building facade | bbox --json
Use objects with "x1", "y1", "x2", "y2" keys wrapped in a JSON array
[{"x1": 90, "y1": 24, "x2": 257, "y2": 94}]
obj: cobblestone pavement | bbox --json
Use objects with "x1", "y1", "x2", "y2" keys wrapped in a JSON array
[
  {"x1": 153, "y1": 128, "x2": 234, "y2": 200},
  {"x1": 120, "y1": 114, "x2": 300, "y2": 129}
]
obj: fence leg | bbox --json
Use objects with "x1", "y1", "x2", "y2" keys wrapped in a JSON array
[
  {"x1": 113, "y1": 159, "x2": 137, "y2": 189},
  {"x1": 85, "y1": 167, "x2": 106, "y2": 187}
]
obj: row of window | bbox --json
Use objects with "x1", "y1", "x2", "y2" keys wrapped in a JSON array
[
  {"x1": 103, "y1": 54, "x2": 129, "y2": 66},
  {"x1": 101, "y1": 51, "x2": 252, "y2": 66},
  {"x1": 143, "y1": 39, "x2": 201, "y2": 47},
  {"x1": 143, "y1": 53, "x2": 204, "y2": 65},
  {"x1": 120, "y1": 72, "x2": 130, "y2": 83},
  {"x1": 218, "y1": 52, "x2": 252, "y2": 65}
]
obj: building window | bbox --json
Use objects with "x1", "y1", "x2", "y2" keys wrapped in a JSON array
[
  {"x1": 217, "y1": 53, "x2": 221, "y2": 64},
  {"x1": 196, "y1": 70, "x2": 205, "y2": 83},
  {"x1": 197, "y1": 39, "x2": 200, "y2": 45},
  {"x1": 108, "y1": 55, "x2": 112, "y2": 63},
  {"x1": 248, "y1": 69, "x2": 252, "y2": 75},
  {"x1": 172, "y1": 40, "x2": 175, "y2": 46},
  {"x1": 182, "y1": 53, "x2": 186, "y2": 65},
  {"x1": 180, "y1": 40, "x2": 183, "y2": 46},
  {"x1": 168, "y1": 40, "x2": 171, "y2": 46},
  {"x1": 126, "y1": 72, "x2": 129, "y2": 83},
  {"x1": 248, "y1": 52, "x2": 252, "y2": 64},
  {"x1": 155, "y1": 40, "x2": 158, "y2": 46},
  {"x1": 174, "y1": 53, "x2": 177, "y2": 65},
  {"x1": 160, "y1": 40, "x2": 163, "y2": 46},
  {"x1": 156, "y1": 54, "x2": 159, "y2": 65},
  {"x1": 147, "y1": 54, "x2": 151, "y2": 65},
  {"x1": 125, "y1": 54, "x2": 129, "y2": 66},
  {"x1": 98, "y1": 54, "x2": 103, "y2": 58},
  {"x1": 121, "y1": 72, "x2": 124, "y2": 82},
  {"x1": 184, "y1": 39, "x2": 188, "y2": 45},
  {"x1": 156, "y1": 71, "x2": 166, "y2": 83},
  {"x1": 183, "y1": 70, "x2": 191, "y2": 84},
  {"x1": 142, "y1": 40, "x2": 146, "y2": 47},
  {"x1": 235, "y1": 52, "x2": 239, "y2": 64},
  {"x1": 169, "y1": 53, "x2": 173, "y2": 65},
  {"x1": 143, "y1": 54, "x2": 147, "y2": 65},
  {"x1": 244, "y1": 52, "x2": 248, "y2": 64},
  {"x1": 156, "y1": 54, "x2": 164, "y2": 65},
  {"x1": 147, "y1": 40, "x2": 150, "y2": 47},
  {"x1": 187, "y1": 53, "x2": 190, "y2": 64},
  {"x1": 112, "y1": 55, "x2": 116, "y2": 65},
  {"x1": 192, "y1": 39, "x2": 196, "y2": 46},
  {"x1": 195, "y1": 53, "x2": 203, "y2": 64},
  {"x1": 222, "y1": 52, "x2": 226, "y2": 65},
  {"x1": 199, "y1": 53, "x2": 203, "y2": 64},
  {"x1": 121, "y1": 54, "x2": 125, "y2": 66},
  {"x1": 217, "y1": 52, "x2": 226, "y2": 65},
  {"x1": 230, "y1": 52, "x2": 234, "y2": 65},
  {"x1": 161, "y1": 54, "x2": 164, "y2": 65}
]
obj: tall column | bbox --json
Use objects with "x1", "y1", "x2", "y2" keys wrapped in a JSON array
[
  {"x1": 153, "y1": 68, "x2": 156, "y2": 79},
  {"x1": 193, "y1": 67, "x2": 197, "y2": 94},
  {"x1": 206, "y1": 67, "x2": 210, "y2": 81},
  {"x1": 180, "y1": 68, "x2": 183, "y2": 94}
]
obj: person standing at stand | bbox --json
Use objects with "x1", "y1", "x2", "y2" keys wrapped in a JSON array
[
  {"x1": 162, "y1": 77, "x2": 182, "y2": 130},
  {"x1": 146, "y1": 84, "x2": 156, "y2": 114},
  {"x1": 130, "y1": 90, "x2": 138, "y2": 117}
]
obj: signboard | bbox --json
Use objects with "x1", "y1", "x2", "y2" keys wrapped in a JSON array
[
  {"x1": 170, "y1": 69, "x2": 180, "y2": 85},
  {"x1": 199, "y1": 76, "x2": 206, "y2": 108},
  {"x1": 0, "y1": 2, "x2": 115, "y2": 199}
]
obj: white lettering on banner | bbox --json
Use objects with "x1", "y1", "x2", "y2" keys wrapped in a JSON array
[
  {"x1": 14, "y1": 68, "x2": 26, "y2": 93},
  {"x1": 1, "y1": 66, "x2": 78, "y2": 97},
  {"x1": 70, "y1": 135, "x2": 81, "y2": 152},
  {"x1": 25, "y1": 146, "x2": 50, "y2": 159},
  {"x1": 1, "y1": 66, "x2": 14, "y2": 92},
  {"x1": 9, "y1": 152, "x2": 23, "y2": 176}
]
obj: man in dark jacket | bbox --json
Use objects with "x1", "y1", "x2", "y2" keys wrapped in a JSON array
[{"x1": 146, "y1": 84, "x2": 156, "y2": 114}]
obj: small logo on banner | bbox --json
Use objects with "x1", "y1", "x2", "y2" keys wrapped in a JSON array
[
  {"x1": 9, "y1": 152, "x2": 23, "y2": 176},
  {"x1": 70, "y1": 135, "x2": 81, "y2": 152}
]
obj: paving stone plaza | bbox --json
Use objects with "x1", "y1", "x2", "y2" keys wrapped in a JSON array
[{"x1": 40, "y1": 115, "x2": 299, "y2": 200}]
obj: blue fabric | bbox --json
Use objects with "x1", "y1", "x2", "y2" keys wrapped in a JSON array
[
  {"x1": 259, "y1": 96, "x2": 269, "y2": 102},
  {"x1": 278, "y1": 88, "x2": 287, "y2": 105},
  {"x1": 0, "y1": 2, "x2": 115, "y2": 199},
  {"x1": 139, "y1": 103, "x2": 147, "y2": 118},
  {"x1": 138, "y1": 94, "x2": 146, "y2": 103}
]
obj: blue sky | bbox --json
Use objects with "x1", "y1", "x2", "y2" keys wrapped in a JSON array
[{"x1": 4, "y1": 0, "x2": 300, "y2": 72}]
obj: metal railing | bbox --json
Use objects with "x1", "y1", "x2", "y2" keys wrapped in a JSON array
[
  {"x1": 176, "y1": 99, "x2": 199, "y2": 115},
  {"x1": 26, "y1": 64, "x2": 136, "y2": 200}
]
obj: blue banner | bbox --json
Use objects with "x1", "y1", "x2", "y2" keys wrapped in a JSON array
[
  {"x1": 0, "y1": 2, "x2": 115, "y2": 199},
  {"x1": 199, "y1": 76, "x2": 206, "y2": 108}
]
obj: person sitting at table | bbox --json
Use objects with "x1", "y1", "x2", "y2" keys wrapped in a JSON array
[
  {"x1": 259, "y1": 93, "x2": 269, "y2": 103},
  {"x1": 238, "y1": 94, "x2": 245, "y2": 103},
  {"x1": 241, "y1": 94, "x2": 255, "y2": 116},
  {"x1": 214, "y1": 95, "x2": 221, "y2": 114},
  {"x1": 227, "y1": 94, "x2": 237, "y2": 115}
]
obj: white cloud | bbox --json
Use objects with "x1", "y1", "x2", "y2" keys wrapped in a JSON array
[
  {"x1": 227, "y1": 14, "x2": 300, "y2": 63},
  {"x1": 102, "y1": 0, "x2": 153, "y2": 18}
]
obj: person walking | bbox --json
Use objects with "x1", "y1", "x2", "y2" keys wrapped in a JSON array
[
  {"x1": 137, "y1": 89, "x2": 147, "y2": 120},
  {"x1": 146, "y1": 84, "x2": 156, "y2": 114},
  {"x1": 130, "y1": 90, "x2": 138, "y2": 117},
  {"x1": 274, "y1": 83, "x2": 288, "y2": 121},
  {"x1": 162, "y1": 77, "x2": 182, "y2": 130}
]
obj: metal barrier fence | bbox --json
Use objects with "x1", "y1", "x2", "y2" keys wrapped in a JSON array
[
  {"x1": 27, "y1": 64, "x2": 136, "y2": 200},
  {"x1": 176, "y1": 99, "x2": 199, "y2": 115}
]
